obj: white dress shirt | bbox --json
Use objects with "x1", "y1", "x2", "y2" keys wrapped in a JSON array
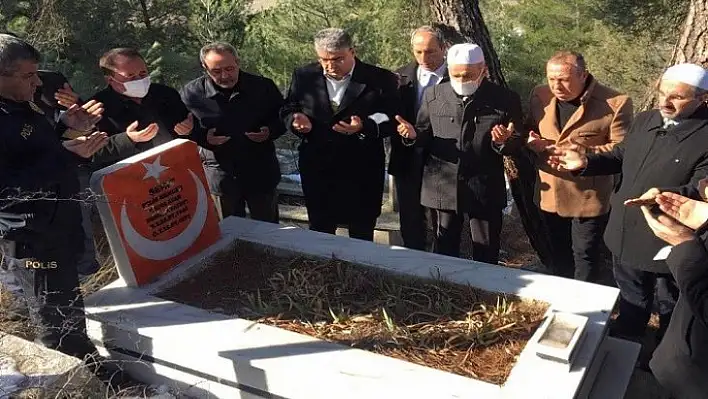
[
  {"x1": 325, "y1": 62, "x2": 356, "y2": 108},
  {"x1": 416, "y1": 63, "x2": 447, "y2": 106},
  {"x1": 662, "y1": 117, "x2": 680, "y2": 129}
]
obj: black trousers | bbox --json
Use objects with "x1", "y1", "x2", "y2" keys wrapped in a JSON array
[
  {"x1": 542, "y1": 211, "x2": 609, "y2": 281},
  {"x1": 611, "y1": 258, "x2": 679, "y2": 341},
  {"x1": 426, "y1": 207, "x2": 502, "y2": 264},
  {"x1": 393, "y1": 172, "x2": 426, "y2": 250},
  {"x1": 308, "y1": 211, "x2": 378, "y2": 242},
  {"x1": 7, "y1": 245, "x2": 99, "y2": 361},
  {"x1": 211, "y1": 176, "x2": 279, "y2": 224}
]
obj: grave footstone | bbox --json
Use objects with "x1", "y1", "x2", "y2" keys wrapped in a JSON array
[{"x1": 90, "y1": 139, "x2": 221, "y2": 287}]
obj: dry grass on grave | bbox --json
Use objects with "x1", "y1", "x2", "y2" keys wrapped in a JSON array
[
  {"x1": 80, "y1": 232, "x2": 119, "y2": 297},
  {"x1": 0, "y1": 287, "x2": 35, "y2": 341},
  {"x1": 158, "y1": 242, "x2": 550, "y2": 385}
]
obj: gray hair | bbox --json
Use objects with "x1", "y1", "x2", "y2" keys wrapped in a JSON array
[
  {"x1": 199, "y1": 42, "x2": 239, "y2": 65},
  {"x1": 314, "y1": 28, "x2": 353, "y2": 52},
  {"x1": 410, "y1": 25, "x2": 445, "y2": 48},
  {"x1": 0, "y1": 34, "x2": 41, "y2": 76}
]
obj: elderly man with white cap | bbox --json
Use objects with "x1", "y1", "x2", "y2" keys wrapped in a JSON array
[
  {"x1": 396, "y1": 43, "x2": 525, "y2": 264},
  {"x1": 547, "y1": 63, "x2": 708, "y2": 356}
]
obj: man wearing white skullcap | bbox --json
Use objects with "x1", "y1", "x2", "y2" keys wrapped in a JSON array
[
  {"x1": 644, "y1": 61, "x2": 708, "y2": 399},
  {"x1": 546, "y1": 62, "x2": 708, "y2": 369},
  {"x1": 657, "y1": 63, "x2": 708, "y2": 126},
  {"x1": 395, "y1": 42, "x2": 526, "y2": 264}
]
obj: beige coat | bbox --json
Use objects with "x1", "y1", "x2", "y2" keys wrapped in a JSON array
[{"x1": 527, "y1": 78, "x2": 633, "y2": 217}]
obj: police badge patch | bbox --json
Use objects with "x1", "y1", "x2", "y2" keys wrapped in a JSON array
[{"x1": 28, "y1": 101, "x2": 45, "y2": 115}]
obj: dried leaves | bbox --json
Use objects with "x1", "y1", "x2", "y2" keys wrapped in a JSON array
[{"x1": 159, "y1": 243, "x2": 549, "y2": 385}]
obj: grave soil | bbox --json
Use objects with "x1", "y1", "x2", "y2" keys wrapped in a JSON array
[{"x1": 157, "y1": 242, "x2": 549, "y2": 386}]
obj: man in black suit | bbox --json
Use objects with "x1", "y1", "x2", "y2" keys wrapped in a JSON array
[
  {"x1": 548, "y1": 63, "x2": 708, "y2": 346},
  {"x1": 638, "y1": 191, "x2": 708, "y2": 399},
  {"x1": 397, "y1": 43, "x2": 525, "y2": 264},
  {"x1": 281, "y1": 28, "x2": 402, "y2": 241},
  {"x1": 390, "y1": 26, "x2": 448, "y2": 251},
  {"x1": 181, "y1": 42, "x2": 285, "y2": 222}
]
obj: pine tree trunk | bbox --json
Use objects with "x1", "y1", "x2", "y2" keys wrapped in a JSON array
[
  {"x1": 641, "y1": 0, "x2": 708, "y2": 110},
  {"x1": 428, "y1": 0, "x2": 506, "y2": 86},
  {"x1": 428, "y1": 0, "x2": 554, "y2": 267},
  {"x1": 138, "y1": 0, "x2": 154, "y2": 32}
]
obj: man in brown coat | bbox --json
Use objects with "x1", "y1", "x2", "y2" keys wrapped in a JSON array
[{"x1": 526, "y1": 51, "x2": 633, "y2": 281}]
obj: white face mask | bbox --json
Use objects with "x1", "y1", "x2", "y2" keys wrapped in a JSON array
[
  {"x1": 121, "y1": 76, "x2": 151, "y2": 98},
  {"x1": 450, "y1": 72, "x2": 485, "y2": 96},
  {"x1": 450, "y1": 80, "x2": 479, "y2": 96}
]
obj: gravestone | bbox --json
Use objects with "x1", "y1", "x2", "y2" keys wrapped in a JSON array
[
  {"x1": 84, "y1": 218, "x2": 638, "y2": 399},
  {"x1": 90, "y1": 139, "x2": 221, "y2": 287}
]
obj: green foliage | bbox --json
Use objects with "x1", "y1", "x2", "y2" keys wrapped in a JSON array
[
  {"x1": 587, "y1": 0, "x2": 687, "y2": 42},
  {"x1": 0, "y1": 0, "x2": 691, "y2": 108},
  {"x1": 0, "y1": 0, "x2": 246, "y2": 96},
  {"x1": 189, "y1": 0, "x2": 253, "y2": 47},
  {"x1": 239, "y1": 0, "x2": 429, "y2": 89},
  {"x1": 143, "y1": 41, "x2": 202, "y2": 88},
  {"x1": 481, "y1": 0, "x2": 685, "y2": 107}
]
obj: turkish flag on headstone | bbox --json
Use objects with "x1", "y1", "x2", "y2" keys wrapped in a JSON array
[{"x1": 91, "y1": 139, "x2": 221, "y2": 287}]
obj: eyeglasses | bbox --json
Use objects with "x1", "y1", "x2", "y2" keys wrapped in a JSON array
[
  {"x1": 206, "y1": 65, "x2": 238, "y2": 76},
  {"x1": 450, "y1": 69, "x2": 486, "y2": 82},
  {"x1": 318, "y1": 56, "x2": 347, "y2": 65},
  {"x1": 110, "y1": 71, "x2": 149, "y2": 82}
]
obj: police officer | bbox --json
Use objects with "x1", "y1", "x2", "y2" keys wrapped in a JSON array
[
  {"x1": 0, "y1": 34, "x2": 115, "y2": 380},
  {"x1": 0, "y1": 34, "x2": 101, "y2": 277}
]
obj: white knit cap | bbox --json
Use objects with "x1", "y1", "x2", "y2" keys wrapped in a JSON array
[
  {"x1": 447, "y1": 43, "x2": 485, "y2": 66},
  {"x1": 662, "y1": 63, "x2": 708, "y2": 90}
]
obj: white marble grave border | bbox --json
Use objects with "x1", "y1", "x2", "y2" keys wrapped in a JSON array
[{"x1": 85, "y1": 216, "x2": 634, "y2": 399}]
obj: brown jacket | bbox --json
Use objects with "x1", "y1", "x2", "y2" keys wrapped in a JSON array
[{"x1": 527, "y1": 77, "x2": 633, "y2": 217}]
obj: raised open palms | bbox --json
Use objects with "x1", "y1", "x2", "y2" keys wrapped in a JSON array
[{"x1": 655, "y1": 192, "x2": 708, "y2": 230}]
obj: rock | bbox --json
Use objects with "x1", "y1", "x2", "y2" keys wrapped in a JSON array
[
  {"x1": 0, "y1": 354, "x2": 26, "y2": 395},
  {"x1": 148, "y1": 384, "x2": 178, "y2": 398},
  {"x1": 0, "y1": 333, "x2": 107, "y2": 398}
]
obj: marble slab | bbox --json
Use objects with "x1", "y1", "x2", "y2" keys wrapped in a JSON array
[
  {"x1": 582, "y1": 336, "x2": 641, "y2": 399},
  {"x1": 86, "y1": 216, "x2": 628, "y2": 399}
]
